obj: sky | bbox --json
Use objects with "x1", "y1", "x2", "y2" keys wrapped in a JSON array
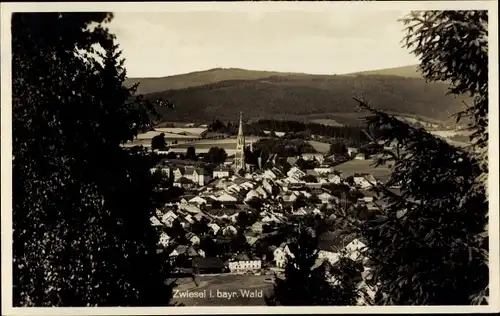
[{"x1": 107, "y1": 9, "x2": 420, "y2": 78}]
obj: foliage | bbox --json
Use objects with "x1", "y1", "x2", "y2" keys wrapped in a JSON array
[
  {"x1": 204, "y1": 147, "x2": 228, "y2": 164},
  {"x1": 12, "y1": 13, "x2": 172, "y2": 306},
  {"x1": 345, "y1": 11, "x2": 489, "y2": 305},
  {"x1": 266, "y1": 225, "x2": 359, "y2": 306},
  {"x1": 186, "y1": 146, "x2": 197, "y2": 161},
  {"x1": 143, "y1": 69, "x2": 470, "y2": 124},
  {"x1": 151, "y1": 133, "x2": 167, "y2": 150},
  {"x1": 328, "y1": 142, "x2": 348, "y2": 155}
]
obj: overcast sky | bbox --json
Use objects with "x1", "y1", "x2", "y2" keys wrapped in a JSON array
[{"x1": 108, "y1": 10, "x2": 419, "y2": 78}]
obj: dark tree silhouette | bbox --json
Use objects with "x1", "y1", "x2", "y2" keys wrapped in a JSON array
[
  {"x1": 186, "y1": 146, "x2": 197, "y2": 161},
  {"x1": 205, "y1": 147, "x2": 228, "y2": 164},
  {"x1": 151, "y1": 133, "x2": 167, "y2": 150},
  {"x1": 345, "y1": 10, "x2": 489, "y2": 305},
  {"x1": 266, "y1": 225, "x2": 358, "y2": 306},
  {"x1": 12, "y1": 13, "x2": 172, "y2": 306}
]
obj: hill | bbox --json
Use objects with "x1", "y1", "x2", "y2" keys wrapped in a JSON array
[
  {"x1": 125, "y1": 68, "x2": 312, "y2": 95},
  {"x1": 344, "y1": 65, "x2": 422, "y2": 78},
  {"x1": 143, "y1": 74, "x2": 468, "y2": 125}
]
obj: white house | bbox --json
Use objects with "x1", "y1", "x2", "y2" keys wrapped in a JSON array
[
  {"x1": 161, "y1": 210, "x2": 178, "y2": 227},
  {"x1": 318, "y1": 192, "x2": 334, "y2": 204},
  {"x1": 229, "y1": 259, "x2": 262, "y2": 274},
  {"x1": 301, "y1": 153, "x2": 324, "y2": 163},
  {"x1": 287, "y1": 166, "x2": 306, "y2": 179},
  {"x1": 245, "y1": 189, "x2": 261, "y2": 201},
  {"x1": 189, "y1": 196, "x2": 208, "y2": 205},
  {"x1": 314, "y1": 166, "x2": 334, "y2": 174},
  {"x1": 186, "y1": 232, "x2": 200, "y2": 245},
  {"x1": 251, "y1": 222, "x2": 264, "y2": 234},
  {"x1": 150, "y1": 216, "x2": 163, "y2": 226},
  {"x1": 343, "y1": 238, "x2": 367, "y2": 262},
  {"x1": 354, "y1": 174, "x2": 377, "y2": 189},
  {"x1": 318, "y1": 249, "x2": 341, "y2": 265},
  {"x1": 208, "y1": 223, "x2": 221, "y2": 235},
  {"x1": 347, "y1": 147, "x2": 358, "y2": 157},
  {"x1": 273, "y1": 247, "x2": 287, "y2": 268},
  {"x1": 262, "y1": 169, "x2": 277, "y2": 180},
  {"x1": 173, "y1": 167, "x2": 185, "y2": 181},
  {"x1": 354, "y1": 153, "x2": 366, "y2": 160},
  {"x1": 158, "y1": 232, "x2": 171, "y2": 247},
  {"x1": 328, "y1": 174, "x2": 342, "y2": 184},
  {"x1": 213, "y1": 167, "x2": 233, "y2": 179}
]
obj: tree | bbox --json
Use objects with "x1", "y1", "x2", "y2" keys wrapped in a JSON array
[
  {"x1": 347, "y1": 11, "x2": 489, "y2": 305},
  {"x1": 205, "y1": 147, "x2": 228, "y2": 164},
  {"x1": 186, "y1": 146, "x2": 197, "y2": 161},
  {"x1": 12, "y1": 13, "x2": 172, "y2": 306},
  {"x1": 328, "y1": 142, "x2": 348, "y2": 155},
  {"x1": 151, "y1": 133, "x2": 167, "y2": 150},
  {"x1": 266, "y1": 225, "x2": 358, "y2": 306},
  {"x1": 236, "y1": 211, "x2": 250, "y2": 230}
]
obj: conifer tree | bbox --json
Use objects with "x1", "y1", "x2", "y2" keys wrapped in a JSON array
[
  {"x1": 12, "y1": 12, "x2": 172, "y2": 306},
  {"x1": 266, "y1": 225, "x2": 358, "y2": 306},
  {"x1": 349, "y1": 10, "x2": 489, "y2": 305}
]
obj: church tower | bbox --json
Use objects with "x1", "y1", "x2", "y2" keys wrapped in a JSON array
[{"x1": 234, "y1": 112, "x2": 246, "y2": 172}]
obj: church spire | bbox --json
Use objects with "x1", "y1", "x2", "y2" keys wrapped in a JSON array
[{"x1": 234, "y1": 112, "x2": 246, "y2": 173}]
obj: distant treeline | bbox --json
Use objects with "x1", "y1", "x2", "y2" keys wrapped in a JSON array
[{"x1": 208, "y1": 119, "x2": 372, "y2": 147}]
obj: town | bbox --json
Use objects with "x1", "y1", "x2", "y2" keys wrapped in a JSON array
[{"x1": 124, "y1": 113, "x2": 399, "y2": 305}]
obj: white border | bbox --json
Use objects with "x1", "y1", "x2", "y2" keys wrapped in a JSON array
[{"x1": 1, "y1": 1, "x2": 499, "y2": 315}]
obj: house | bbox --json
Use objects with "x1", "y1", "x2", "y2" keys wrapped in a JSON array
[
  {"x1": 314, "y1": 166, "x2": 334, "y2": 174},
  {"x1": 262, "y1": 169, "x2": 277, "y2": 180},
  {"x1": 186, "y1": 232, "x2": 200, "y2": 245},
  {"x1": 150, "y1": 216, "x2": 163, "y2": 227},
  {"x1": 229, "y1": 257, "x2": 262, "y2": 274},
  {"x1": 343, "y1": 238, "x2": 367, "y2": 262},
  {"x1": 328, "y1": 174, "x2": 342, "y2": 184},
  {"x1": 150, "y1": 161, "x2": 173, "y2": 180},
  {"x1": 189, "y1": 196, "x2": 208, "y2": 205},
  {"x1": 354, "y1": 153, "x2": 366, "y2": 160},
  {"x1": 161, "y1": 210, "x2": 178, "y2": 227},
  {"x1": 354, "y1": 174, "x2": 376, "y2": 189},
  {"x1": 245, "y1": 189, "x2": 261, "y2": 201},
  {"x1": 347, "y1": 147, "x2": 358, "y2": 157},
  {"x1": 318, "y1": 192, "x2": 335, "y2": 204},
  {"x1": 213, "y1": 167, "x2": 234, "y2": 179},
  {"x1": 287, "y1": 166, "x2": 306, "y2": 179},
  {"x1": 169, "y1": 245, "x2": 200, "y2": 258},
  {"x1": 192, "y1": 257, "x2": 225, "y2": 274},
  {"x1": 173, "y1": 167, "x2": 185, "y2": 181},
  {"x1": 174, "y1": 177, "x2": 195, "y2": 189},
  {"x1": 251, "y1": 222, "x2": 264, "y2": 234},
  {"x1": 208, "y1": 223, "x2": 220, "y2": 235},
  {"x1": 273, "y1": 246, "x2": 287, "y2": 268},
  {"x1": 301, "y1": 153, "x2": 324, "y2": 163},
  {"x1": 158, "y1": 232, "x2": 171, "y2": 247}
]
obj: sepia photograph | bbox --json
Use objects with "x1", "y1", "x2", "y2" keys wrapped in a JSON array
[{"x1": 1, "y1": 1, "x2": 498, "y2": 314}]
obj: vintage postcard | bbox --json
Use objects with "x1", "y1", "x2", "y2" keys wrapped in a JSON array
[{"x1": 1, "y1": 1, "x2": 498, "y2": 315}]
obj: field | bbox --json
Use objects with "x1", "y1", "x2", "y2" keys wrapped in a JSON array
[
  {"x1": 169, "y1": 274, "x2": 274, "y2": 306},
  {"x1": 307, "y1": 140, "x2": 331, "y2": 154},
  {"x1": 309, "y1": 119, "x2": 344, "y2": 127},
  {"x1": 334, "y1": 159, "x2": 392, "y2": 183},
  {"x1": 172, "y1": 136, "x2": 261, "y2": 150}
]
